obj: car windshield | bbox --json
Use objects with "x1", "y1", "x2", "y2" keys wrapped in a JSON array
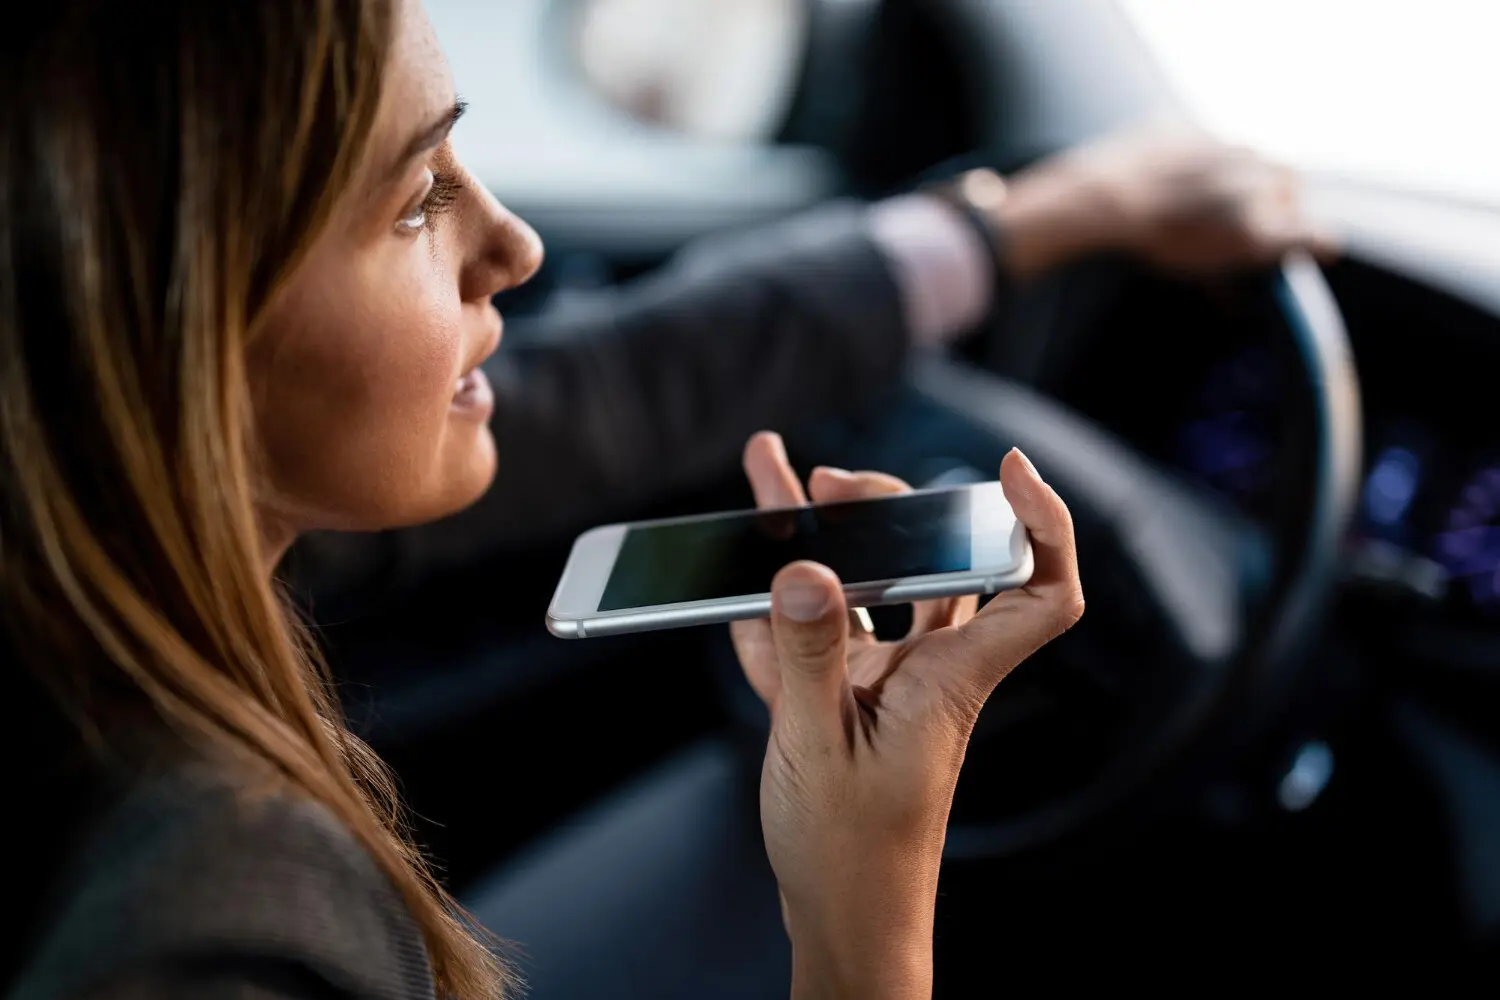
[{"x1": 1119, "y1": 0, "x2": 1500, "y2": 205}]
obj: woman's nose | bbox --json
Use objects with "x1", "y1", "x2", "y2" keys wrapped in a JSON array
[{"x1": 460, "y1": 175, "x2": 544, "y2": 302}]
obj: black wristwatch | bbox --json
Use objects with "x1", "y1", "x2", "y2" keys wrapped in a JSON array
[{"x1": 921, "y1": 167, "x2": 1012, "y2": 281}]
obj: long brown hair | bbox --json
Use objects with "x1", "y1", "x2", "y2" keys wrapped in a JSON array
[{"x1": 0, "y1": 3, "x2": 507, "y2": 996}]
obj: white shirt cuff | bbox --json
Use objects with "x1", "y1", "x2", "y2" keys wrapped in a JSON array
[{"x1": 867, "y1": 194, "x2": 995, "y2": 347}]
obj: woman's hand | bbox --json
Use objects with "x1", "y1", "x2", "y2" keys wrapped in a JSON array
[
  {"x1": 995, "y1": 123, "x2": 1338, "y2": 280},
  {"x1": 732, "y1": 433, "x2": 1084, "y2": 1000}
]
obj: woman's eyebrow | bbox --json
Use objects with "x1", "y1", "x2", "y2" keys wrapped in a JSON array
[{"x1": 386, "y1": 99, "x2": 466, "y2": 182}]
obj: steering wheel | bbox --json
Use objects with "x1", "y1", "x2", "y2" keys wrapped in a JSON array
[
  {"x1": 919, "y1": 254, "x2": 1361, "y2": 858},
  {"x1": 704, "y1": 252, "x2": 1360, "y2": 857}
]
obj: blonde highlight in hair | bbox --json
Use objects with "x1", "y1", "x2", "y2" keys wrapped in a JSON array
[{"x1": 0, "y1": 3, "x2": 508, "y2": 996}]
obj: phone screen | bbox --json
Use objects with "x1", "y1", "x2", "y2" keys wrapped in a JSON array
[{"x1": 598, "y1": 485, "x2": 1001, "y2": 611}]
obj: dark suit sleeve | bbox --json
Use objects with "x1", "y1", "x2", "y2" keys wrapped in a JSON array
[{"x1": 286, "y1": 201, "x2": 910, "y2": 613}]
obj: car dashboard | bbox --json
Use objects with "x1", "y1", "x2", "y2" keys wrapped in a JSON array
[{"x1": 1046, "y1": 257, "x2": 1500, "y2": 665}]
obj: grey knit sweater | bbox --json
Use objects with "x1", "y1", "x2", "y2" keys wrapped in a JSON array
[{"x1": 9, "y1": 761, "x2": 437, "y2": 999}]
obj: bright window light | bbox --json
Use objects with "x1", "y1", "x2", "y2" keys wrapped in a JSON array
[{"x1": 1119, "y1": 0, "x2": 1500, "y2": 204}]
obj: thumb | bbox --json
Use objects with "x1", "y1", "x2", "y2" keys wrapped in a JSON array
[{"x1": 769, "y1": 561, "x2": 850, "y2": 727}]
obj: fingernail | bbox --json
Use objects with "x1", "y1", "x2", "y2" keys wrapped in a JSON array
[
  {"x1": 1011, "y1": 447, "x2": 1041, "y2": 479},
  {"x1": 777, "y1": 581, "x2": 831, "y2": 622}
]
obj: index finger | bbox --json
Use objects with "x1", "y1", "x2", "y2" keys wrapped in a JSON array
[
  {"x1": 948, "y1": 449, "x2": 1084, "y2": 688},
  {"x1": 743, "y1": 432, "x2": 807, "y2": 509},
  {"x1": 995, "y1": 448, "x2": 1079, "y2": 594}
]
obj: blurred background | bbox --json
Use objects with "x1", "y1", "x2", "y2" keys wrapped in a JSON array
[
  {"x1": 570, "y1": 0, "x2": 1500, "y2": 201},
  {"x1": 308, "y1": 0, "x2": 1500, "y2": 987}
]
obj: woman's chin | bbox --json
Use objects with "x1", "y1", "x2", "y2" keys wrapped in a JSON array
[
  {"x1": 398, "y1": 427, "x2": 499, "y2": 528},
  {"x1": 443, "y1": 426, "x2": 499, "y2": 515},
  {"x1": 281, "y1": 429, "x2": 500, "y2": 535}
]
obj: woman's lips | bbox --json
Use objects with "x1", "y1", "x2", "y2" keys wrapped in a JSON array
[
  {"x1": 452, "y1": 310, "x2": 502, "y2": 418},
  {"x1": 451, "y1": 365, "x2": 494, "y2": 418}
]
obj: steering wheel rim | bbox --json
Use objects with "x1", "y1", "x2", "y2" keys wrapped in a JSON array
[{"x1": 928, "y1": 254, "x2": 1362, "y2": 858}]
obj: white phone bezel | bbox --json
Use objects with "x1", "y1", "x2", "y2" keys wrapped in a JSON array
[{"x1": 548, "y1": 522, "x2": 629, "y2": 631}]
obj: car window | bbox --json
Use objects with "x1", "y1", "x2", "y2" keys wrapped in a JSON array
[
  {"x1": 1119, "y1": 0, "x2": 1500, "y2": 205},
  {"x1": 572, "y1": 0, "x2": 807, "y2": 142}
]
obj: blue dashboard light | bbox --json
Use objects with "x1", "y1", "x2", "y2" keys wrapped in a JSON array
[
  {"x1": 1363, "y1": 446, "x2": 1421, "y2": 528},
  {"x1": 1434, "y1": 463, "x2": 1500, "y2": 612}
]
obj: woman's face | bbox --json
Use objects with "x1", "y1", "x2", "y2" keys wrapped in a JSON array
[{"x1": 249, "y1": 0, "x2": 541, "y2": 542}]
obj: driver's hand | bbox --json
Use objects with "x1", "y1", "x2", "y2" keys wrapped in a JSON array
[
  {"x1": 731, "y1": 432, "x2": 1083, "y2": 999},
  {"x1": 996, "y1": 123, "x2": 1339, "y2": 279}
]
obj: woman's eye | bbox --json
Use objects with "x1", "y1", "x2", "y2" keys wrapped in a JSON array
[
  {"x1": 396, "y1": 202, "x2": 427, "y2": 233},
  {"x1": 396, "y1": 169, "x2": 462, "y2": 235},
  {"x1": 396, "y1": 172, "x2": 434, "y2": 234}
]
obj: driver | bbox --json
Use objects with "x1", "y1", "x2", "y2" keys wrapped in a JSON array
[{"x1": 5, "y1": 5, "x2": 1081, "y2": 1000}]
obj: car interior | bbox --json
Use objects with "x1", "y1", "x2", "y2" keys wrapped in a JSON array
[{"x1": 315, "y1": 0, "x2": 1500, "y2": 981}]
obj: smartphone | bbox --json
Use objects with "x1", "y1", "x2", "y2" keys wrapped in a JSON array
[{"x1": 547, "y1": 482, "x2": 1033, "y2": 638}]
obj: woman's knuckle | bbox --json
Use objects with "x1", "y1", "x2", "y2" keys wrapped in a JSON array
[
  {"x1": 1059, "y1": 592, "x2": 1086, "y2": 631},
  {"x1": 1044, "y1": 592, "x2": 1084, "y2": 635}
]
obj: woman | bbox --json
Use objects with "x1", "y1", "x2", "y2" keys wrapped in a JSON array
[{"x1": 3, "y1": 2, "x2": 1082, "y2": 998}]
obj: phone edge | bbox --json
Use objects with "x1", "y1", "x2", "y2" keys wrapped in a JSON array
[{"x1": 547, "y1": 538, "x2": 1035, "y2": 640}]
